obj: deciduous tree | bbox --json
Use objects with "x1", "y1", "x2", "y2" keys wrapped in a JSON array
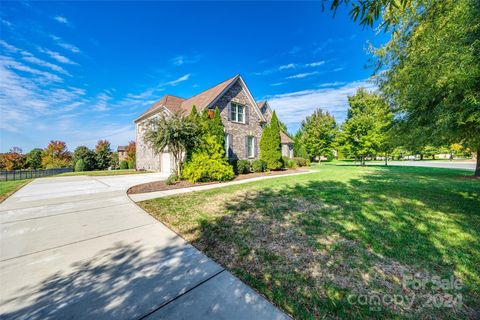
[
  {"x1": 95, "y1": 140, "x2": 112, "y2": 170},
  {"x1": 300, "y1": 109, "x2": 337, "y2": 163},
  {"x1": 41, "y1": 141, "x2": 71, "y2": 169}
]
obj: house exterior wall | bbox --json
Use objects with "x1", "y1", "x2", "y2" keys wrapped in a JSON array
[
  {"x1": 214, "y1": 81, "x2": 263, "y2": 160},
  {"x1": 282, "y1": 143, "x2": 293, "y2": 158}
]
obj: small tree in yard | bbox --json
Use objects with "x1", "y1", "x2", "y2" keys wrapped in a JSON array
[
  {"x1": 182, "y1": 107, "x2": 233, "y2": 182},
  {"x1": 260, "y1": 110, "x2": 283, "y2": 170},
  {"x1": 125, "y1": 141, "x2": 136, "y2": 169},
  {"x1": 75, "y1": 159, "x2": 86, "y2": 172},
  {"x1": 300, "y1": 109, "x2": 337, "y2": 163},
  {"x1": 72, "y1": 146, "x2": 97, "y2": 171},
  {"x1": 144, "y1": 112, "x2": 200, "y2": 177},
  {"x1": 26, "y1": 148, "x2": 43, "y2": 169},
  {"x1": 95, "y1": 140, "x2": 113, "y2": 170},
  {"x1": 42, "y1": 141, "x2": 71, "y2": 168}
]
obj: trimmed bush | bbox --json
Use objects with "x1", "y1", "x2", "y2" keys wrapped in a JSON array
[
  {"x1": 165, "y1": 173, "x2": 179, "y2": 185},
  {"x1": 182, "y1": 153, "x2": 234, "y2": 183},
  {"x1": 128, "y1": 159, "x2": 135, "y2": 169},
  {"x1": 251, "y1": 159, "x2": 267, "y2": 173},
  {"x1": 292, "y1": 157, "x2": 308, "y2": 167},
  {"x1": 120, "y1": 160, "x2": 129, "y2": 169},
  {"x1": 75, "y1": 159, "x2": 86, "y2": 172},
  {"x1": 237, "y1": 160, "x2": 251, "y2": 174},
  {"x1": 286, "y1": 159, "x2": 297, "y2": 169}
]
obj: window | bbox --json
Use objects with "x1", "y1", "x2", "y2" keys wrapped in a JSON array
[
  {"x1": 230, "y1": 103, "x2": 245, "y2": 123},
  {"x1": 247, "y1": 136, "x2": 254, "y2": 158},
  {"x1": 225, "y1": 134, "x2": 229, "y2": 157}
]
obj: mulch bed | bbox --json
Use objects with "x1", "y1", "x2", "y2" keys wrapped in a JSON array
[{"x1": 127, "y1": 168, "x2": 308, "y2": 195}]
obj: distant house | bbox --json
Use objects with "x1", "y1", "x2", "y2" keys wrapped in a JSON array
[
  {"x1": 117, "y1": 146, "x2": 127, "y2": 161},
  {"x1": 134, "y1": 74, "x2": 293, "y2": 173}
]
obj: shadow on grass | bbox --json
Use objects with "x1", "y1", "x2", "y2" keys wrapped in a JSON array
[{"x1": 182, "y1": 166, "x2": 480, "y2": 319}]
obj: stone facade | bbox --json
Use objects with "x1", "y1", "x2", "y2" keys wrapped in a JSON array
[
  {"x1": 281, "y1": 143, "x2": 293, "y2": 158},
  {"x1": 135, "y1": 77, "x2": 291, "y2": 173},
  {"x1": 212, "y1": 81, "x2": 263, "y2": 160}
]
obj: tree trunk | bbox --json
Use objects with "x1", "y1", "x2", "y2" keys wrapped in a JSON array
[
  {"x1": 385, "y1": 152, "x2": 388, "y2": 166},
  {"x1": 475, "y1": 147, "x2": 480, "y2": 177},
  {"x1": 420, "y1": 154, "x2": 424, "y2": 160},
  {"x1": 432, "y1": 154, "x2": 435, "y2": 160}
]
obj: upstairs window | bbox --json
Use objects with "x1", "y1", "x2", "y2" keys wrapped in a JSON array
[{"x1": 230, "y1": 103, "x2": 245, "y2": 123}]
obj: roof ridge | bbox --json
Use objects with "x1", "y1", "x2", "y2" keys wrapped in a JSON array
[{"x1": 185, "y1": 74, "x2": 239, "y2": 101}]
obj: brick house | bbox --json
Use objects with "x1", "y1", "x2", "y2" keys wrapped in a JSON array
[
  {"x1": 134, "y1": 74, "x2": 294, "y2": 173},
  {"x1": 117, "y1": 146, "x2": 127, "y2": 161}
]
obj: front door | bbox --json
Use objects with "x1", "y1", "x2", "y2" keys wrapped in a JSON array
[{"x1": 161, "y1": 152, "x2": 171, "y2": 174}]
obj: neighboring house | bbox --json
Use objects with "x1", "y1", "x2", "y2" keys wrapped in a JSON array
[
  {"x1": 134, "y1": 74, "x2": 293, "y2": 173},
  {"x1": 117, "y1": 146, "x2": 127, "y2": 161}
]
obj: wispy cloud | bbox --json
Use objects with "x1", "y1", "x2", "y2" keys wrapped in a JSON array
[
  {"x1": 286, "y1": 71, "x2": 319, "y2": 79},
  {"x1": 267, "y1": 79, "x2": 376, "y2": 126},
  {"x1": 54, "y1": 15, "x2": 68, "y2": 24},
  {"x1": 38, "y1": 47, "x2": 77, "y2": 65},
  {"x1": 51, "y1": 35, "x2": 81, "y2": 53},
  {"x1": 306, "y1": 61, "x2": 325, "y2": 67},
  {"x1": 21, "y1": 51, "x2": 70, "y2": 75},
  {"x1": 0, "y1": 40, "x2": 19, "y2": 53},
  {"x1": 0, "y1": 55, "x2": 63, "y2": 82},
  {"x1": 164, "y1": 74, "x2": 190, "y2": 86},
  {"x1": 171, "y1": 55, "x2": 201, "y2": 66},
  {"x1": 279, "y1": 63, "x2": 296, "y2": 70},
  {"x1": 317, "y1": 81, "x2": 345, "y2": 87},
  {"x1": 253, "y1": 60, "x2": 326, "y2": 76},
  {"x1": 92, "y1": 92, "x2": 112, "y2": 112}
]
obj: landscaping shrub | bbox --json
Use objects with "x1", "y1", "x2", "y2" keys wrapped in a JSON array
[
  {"x1": 292, "y1": 157, "x2": 308, "y2": 167},
  {"x1": 286, "y1": 159, "x2": 297, "y2": 169},
  {"x1": 75, "y1": 159, "x2": 86, "y2": 172},
  {"x1": 120, "y1": 160, "x2": 129, "y2": 169},
  {"x1": 165, "y1": 173, "x2": 179, "y2": 185},
  {"x1": 251, "y1": 159, "x2": 267, "y2": 173},
  {"x1": 260, "y1": 111, "x2": 283, "y2": 170},
  {"x1": 236, "y1": 160, "x2": 251, "y2": 174},
  {"x1": 229, "y1": 159, "x2": 238, "y2": 174},
  {"x1": 127, "y1": 159, "x2": 135, "y2": 169},
  {"x1": 182, "y1": 153, "x2": 234, "y2": 183}
]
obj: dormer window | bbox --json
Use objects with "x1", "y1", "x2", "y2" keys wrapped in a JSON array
[{"x1": 230, "y1": 102, "x2": 245, "y2": 123}]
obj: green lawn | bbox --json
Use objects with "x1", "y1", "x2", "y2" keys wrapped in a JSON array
[
  {"x1": 139, "y1": 165, "x2": 479, "y2": 319},
  {"x1": 59, "y1": 169, "x2": 150, "y2": 177},
  {"x1": 0, "y1": 180, "x2": 30, "y2": 203}
]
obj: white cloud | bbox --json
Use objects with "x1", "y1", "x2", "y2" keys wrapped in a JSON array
[
  {"x1": 279, "y1": 63, "x2": 296, "y2": 70},
  {"x1": 92, "y1": 92, "x2": 112, "y2": 112},
  {"x1": 306, "y1": 61, "x2": 325, "y2": 67},
  {"x1": 21, "y1": 51, "x2": 70, "y2": 75},
  {"x1": 0, "y1": 55, "x2": 63, "y2": 82},
  {"x1": 38, "y1": 47, "x2": 77, "y2": 65},
  {"x1": 286, "y1": 71, "x2": 319, "y2": 79},
  {"x1": 54, "y1": 15, "x2": 68, "y2": 24},
  {"x1": 317, "y1": 81, "x2": 345, "y2": 87},
  {"x1": 51, "y1": 35, "x2": 81, "y2": 53},
  {"x1": 171, "y1": 55, "x2": 200, "y2": 66},
  {"x1": 0, "y1": 40, "x2": 19, "y2": 53},
  {"x1": 267, "y1": 79, "x2": 376, "y2": 127},
  {"x1": 163, "y1": 74, "x2": 190, "y2": 86}
]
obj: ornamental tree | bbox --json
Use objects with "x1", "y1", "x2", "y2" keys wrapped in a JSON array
[
  {"x1": 300, "y1": 109, "x2": 337, "y2": 163},
  {"x1": 41, "y1": 141, "x2": 71, "y2": 168},
  {"x1": 260, "y1": 110, "x2": 283, "y2": 170},
  {"x1": 95, "y1": 140, "x2": 112, "y2": 170}
]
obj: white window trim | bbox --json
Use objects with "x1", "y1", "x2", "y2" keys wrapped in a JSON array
[
  {"x1": 247, "y1": 136, "x2": 254, "y2": 158},
  {"x1": 225, "y1": 134, "x2": 229, "y2": 156},
  {"x1": 230, "y1": 102, "x2": 246, "y2": 124}
]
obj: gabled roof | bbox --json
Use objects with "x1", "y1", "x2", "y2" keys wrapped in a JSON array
[
  {"x1": 280, "y1": 131, "x2": 294, "y2": 144},
  {"x1": 135, "y1": 74, "x2": 267, "y2": 123},
  {"x1": 117, "y1": 146, "x2": 127, "y2": 151},
  {"x1": 257, "y1": 101, "x2": 267, "y2": 110},
  {"x1": 135, "y1": 95, "x2": 185, "y2": 122},
  {"x1": 180, "y1": 75, "x2": 239, "y2": 111}
]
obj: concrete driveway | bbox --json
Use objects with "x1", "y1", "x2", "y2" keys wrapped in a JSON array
[{"x1": 0, "y1": 173, "x2": 288, "y2": 320}]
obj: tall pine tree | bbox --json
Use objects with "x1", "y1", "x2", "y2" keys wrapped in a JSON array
[{"x1": 260, "y1": 110, "x2": 283, "y2": 170}]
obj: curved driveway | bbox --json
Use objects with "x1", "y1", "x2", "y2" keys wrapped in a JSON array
[{"x1": 0, "y1": 173, "x2": 288, "y2": 320}]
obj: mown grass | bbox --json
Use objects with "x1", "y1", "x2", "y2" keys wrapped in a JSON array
[
  {"x1": 59, "y1": 169, "x2": 150, "y2": 177},
  {"x1": 0, "y1": 179, "x2": 30, "y2": 203},
  {"x1": 139, "y1": 165, "x2": 480, "y2": 319}
]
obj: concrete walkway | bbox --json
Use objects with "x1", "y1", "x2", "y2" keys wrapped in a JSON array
[
  {"x1": 130, "y1": 170, "x2": 314, "y2": 202},
  {"x1": 0, "y1": 173, "x2": 289, "y2": 320}
]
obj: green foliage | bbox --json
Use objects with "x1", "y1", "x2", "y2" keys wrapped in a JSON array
[
  {"x1": 236, "y1": 160, "x2": 251, "y2": 174},
  {"x1": 292, "y1": 157, "x2": 308, "y2": 167},
  {"x1": 165, "y1": 173, "x2": 180, "y2": 185},
  {"x1": 300, "y1": 109, "x2": 337, "y2": 162},
  {"x1": 144, "y1": 113, "x2": 200, "y2": 176},
  {"x1": 374, "y1": 0, "x2": 480, "y2": 175},
  {"x1": 75, "y1": 159, "x2": 86, "y2": 172},
  {"x1": 183, "y1": 107, "x2": 233, "y2": 182},
  {"x1": 72, "y1": 146, "x2": 96, "y2": 171},
  {"x1": 94, "y1": 140, "x2": 112, "y2": 170},
  {"x1": 125, "y1": 141, "x2": 136, "y2": 169},
  {"x1": 251, "y1": 159, "x2": 267, "y2": 173},
  {"x1": 293, "y1": 131, "x2": 309, "y2": 159},
  {"x1": 284, "y1": 158, "x2": 297, "y2": 169},
  {"x1": 182, "y1": 153, "x2": 234, "y2": 183},
  {"x1": 25, "y1": 148, "x2": 42, "y2": 169},
  {"x1": 119, "y1": 160, "x2": 129, "y2": 170},
  {"x1": 260, "y1": 111, "x2": 283, "y2": 170},
  {"x1": 338, "y1": 89, "x2": 392, "y2": 164},
  {"x1": 127, "y1": 159, "x2": 135, "y2": 169}
]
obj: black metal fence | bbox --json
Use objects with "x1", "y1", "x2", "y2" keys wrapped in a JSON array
[{"x1": 0, "y1": 168, "x2": 73, "y2": 181}]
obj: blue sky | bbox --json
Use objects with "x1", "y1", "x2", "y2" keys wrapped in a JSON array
[{"x1": 0, "y1": 1, "x2": 388, "y2": 152}]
